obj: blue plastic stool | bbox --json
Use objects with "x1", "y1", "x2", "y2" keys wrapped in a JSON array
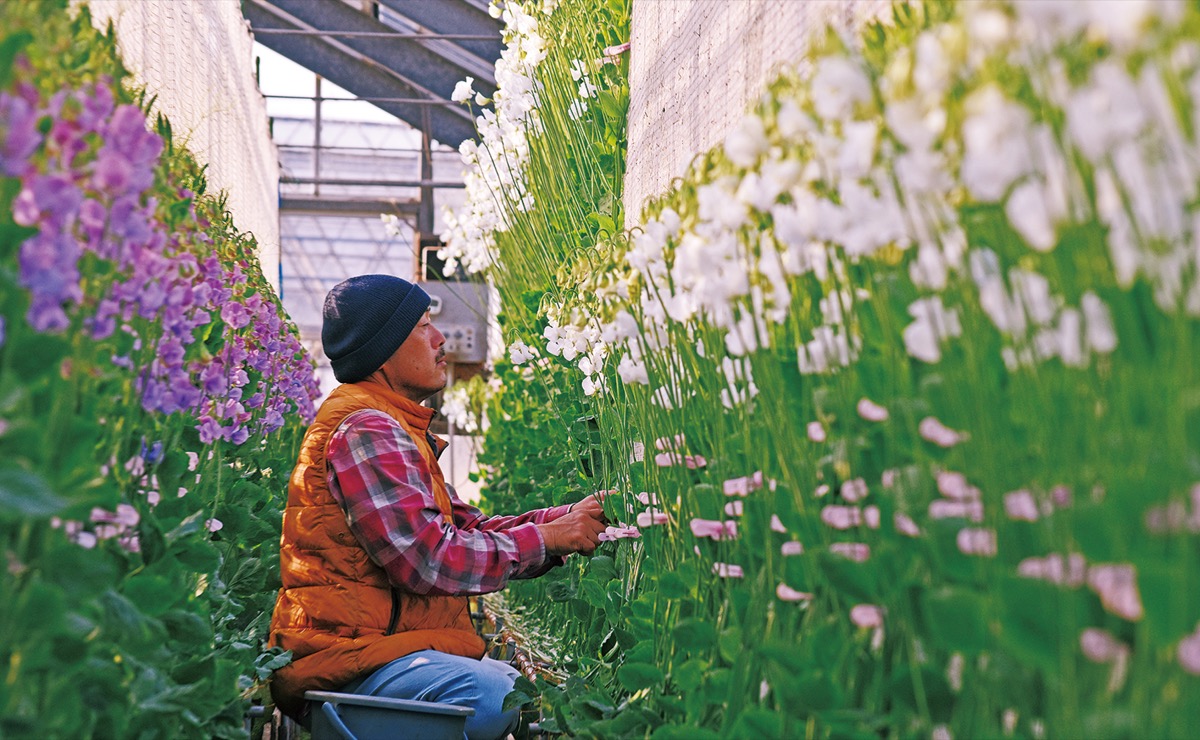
[{"x1": 305, "y1": 690, "x2": 475, "y2": 740}]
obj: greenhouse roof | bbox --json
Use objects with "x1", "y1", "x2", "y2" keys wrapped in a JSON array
[{"x1": 242, "y1": 0, "x2": 501, "y2": 148}]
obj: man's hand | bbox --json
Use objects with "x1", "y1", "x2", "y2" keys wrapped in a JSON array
[{"x1": 538, "y1": 493, "x2": 609, "y2": 557}]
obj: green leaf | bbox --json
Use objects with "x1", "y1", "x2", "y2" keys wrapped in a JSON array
[
  {"x1": 123, "y1": 571, "x2": 181, "y2": 617},
  {"x1": 0, "y1": 468, "x2": 67, "y2": 518},
  {"x1": 166, "y1": 510, "x2": 207, "y2": 543},
  {"x1": 502, "y1": 674, "x2": 538, "y2": 712},
  {"x1": 0, "y1": 31, "x2": 33, "y2": 88},
  {"x1": 652, "y1": 725, "x2": 721, "y2": 740},
  {"x1": 919, "y1": 586, "x2": 993, "y2": 654},
  {"x1": 174, "y1": 537, "x2": 221, "y2": 573},
  {"x1": 816, "y1": 548, "x2": 878, "y2": 602},
  {"x1": 13, "y1": 580, "x2": 67, "y2": 637},
  {"x1": 731, "y1": 708, "x2": 785, "y2": 739},
  {"x1": 587, "y1": 554, "x2": 617, "y2": 581},
  {"x1": 254, "y1": 649, "x2": 293, "y2": 680},
  {"x1": 718, "y1": 626, "x2": 743, "y2": 664},
  {"x1": 625, "y1": 640, "x2": 655, "y2": 664},
  {"x1": 658, "y1": 571, "x2": 690, "y2": 599},
  {"x1": 671, "y1": 658, "x2": 707, "y2": 692},
  {"x1": 672, "y1": 618, "x2": 717, "y2": 651},
  {"x1": 617, "y1": 662, "x2": 664, "y2": 692},
  {"x1": 997, "y1": 576, "x2": 1068, "y2": 676}
]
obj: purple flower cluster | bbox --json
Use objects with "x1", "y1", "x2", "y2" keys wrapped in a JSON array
[
  {"x1": 8, "y1": 81, "x2": 164, "y2": 332},
  {"x1": 1, "y1": 69, "x2": 319, "y2": 444}
]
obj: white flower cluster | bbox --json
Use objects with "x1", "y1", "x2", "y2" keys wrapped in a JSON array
[
  {"x1": 542, "y1": 306, "x2": 608, "y2": 395},
  {"x1": 569, "y1": 58, "x2": 598, "y2": 120},
  {"x1": 439, "y1": 2, "x2": 550, "y2": 276},
  {"x1": 441, "y1": 383, "x2": 486, "y2": 434},
  {"x1": 593, "y1": 0, "x2": 1200, "y2": 411}
]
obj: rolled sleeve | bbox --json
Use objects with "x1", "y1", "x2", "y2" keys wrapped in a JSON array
[{"x1": 327, "y1": 410, "x2": 552, "y2": 596}]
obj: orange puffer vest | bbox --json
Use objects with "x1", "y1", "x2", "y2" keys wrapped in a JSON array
[{"x1": 268, "y1": 380, "x2": 485, "y2": 718}]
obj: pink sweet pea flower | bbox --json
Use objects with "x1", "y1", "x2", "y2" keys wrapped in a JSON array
[
  {"x1": 635, "y1": 491, "x2": 659, "y2": 506},
  {"x1": 655, "y1": 451, "x2": 708, "y2": 468},
  {"x1": 598, "y1": 524, "x2": 641, "y2": 542},
  {"x1": 830, "y1": 542, "x2": 870, "y2": 562},
  {"x1": 1004, "y1": 490, "x2": 1040, "y2": 521},
  {"x1": 1087, "y1": 564, "x2": 1144, "y2": 621},
  {"x1": 919, "y1": 416, "x2": 967, "y2": 447},
  {"x1": 936, "y1": 471, "x2": 981, "y2": 500},
  {"x1": 636, "y1": 509, "x2": 668, "y2": 527},
  {"x1": 929, "y1": 499, "x2": 985, "y2": 522},
  {"x1": 690, "y1": 518, "x2": 737, "y2": 540},
  {"x1": 956, "y1": 528, "x2": 997, "y2": 557},
  {"x1": 1051, "y1": 484, "x2": 1073, "y2": 508},
  {"x1": 807, "y1": 421, "x2": 827, "y2": 442},
  {"x1": 841, "y1": 478, "x2": 869, "y2": 502},
  {"x1": 1017, "y1": 552, "x2": 1087, "y2": 586},
  {"x1": 781, "y1": 541, "x2": 804, "y2": 556},
  {"x1": 602, "y1": 41, "x2": 631, "y2": 59},
  {"x1": 857, "y1": 397, "x2": 889, "y2": 422},
  {"x1": 894, "y1": 512, "x2": 921, "y2": 537},
  {"x1": 776, "y1": 583, "x2": 812, "y2": 602},
  {"x1": 654, "y1": 434, "x2": 686, "y2": 451},
  {"x1": 850, "y1": 604, "x2": 884, "y2": 629},
  {"x1": 821, "y1": 505, "x2": 863, "y2": 530},
  {"x1": 723, "y1": 472, "x2": 764, "y2": 496},
  {"x1": 1178, "y1": 623, "x2": 1200, "y2": 675},
  {"x1": 724, "y1": 501, "x2": 744, "y2": 517},
  {"x1": 1080, "y1": 628, "x2": 1126, "y2": 663},
  {"x1": 713, "y1": 562, "x2": 744, "y2": 578}
]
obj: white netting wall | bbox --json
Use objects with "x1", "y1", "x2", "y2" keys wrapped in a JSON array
[
  {"x1": 625, "y1": 0, "x2": 890, "y2": 226},
  {"x1": 85, "y1": 0, "x2": 281, "y2": 290}
]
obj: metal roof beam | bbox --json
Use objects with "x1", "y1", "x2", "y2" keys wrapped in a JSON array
[
  {"x1": 279, "y1": 196, "x2": 420, "y2": 218},
  {"x1": 243, "y1": 0, "x2": 481, "y2": 146},
  {"x1": 374, "y1": 0, "x2": 503, "y2": 69}
]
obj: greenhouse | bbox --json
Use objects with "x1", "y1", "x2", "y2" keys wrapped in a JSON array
[{"x1": 2, "y1": 0, "x2": 1199, "y2": 738}]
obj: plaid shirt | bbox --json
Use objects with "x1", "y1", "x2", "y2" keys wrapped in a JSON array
[{"x1": 326, "y1": 409, "x2": 570, "y2": 596}]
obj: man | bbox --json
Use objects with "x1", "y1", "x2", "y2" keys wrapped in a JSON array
[{"x1": 269, "y1": 275, "x2": 608, "y2": 738}]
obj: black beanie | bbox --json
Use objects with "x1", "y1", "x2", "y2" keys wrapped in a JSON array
[{"x1": 322, "y1": 274, "x2": 431, "y2": 384}]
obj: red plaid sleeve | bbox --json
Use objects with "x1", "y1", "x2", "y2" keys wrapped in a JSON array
[{"x1": 326, "y1": 410, "x2": 568, "y2": 596}]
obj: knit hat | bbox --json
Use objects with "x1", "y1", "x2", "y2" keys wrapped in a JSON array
[{"x1": 322, "y1": 274, "x2": 431, "y2": 383}]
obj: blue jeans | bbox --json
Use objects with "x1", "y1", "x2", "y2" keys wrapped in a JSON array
[{"x1": 345, "y1": 650, "x2": 521, "y2": 740}]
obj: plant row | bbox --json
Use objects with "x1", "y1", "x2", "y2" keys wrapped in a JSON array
[
  {"x1": 448, "y1": 1, "x2": 1200, "y2": 738},
  {"x1": 0, "y1": 2, "x2": 319, "y2": 736}
]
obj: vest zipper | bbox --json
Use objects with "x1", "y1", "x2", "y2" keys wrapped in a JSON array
[{"x1": 384, "y1": 589, "x2": 401, "y2": 636}]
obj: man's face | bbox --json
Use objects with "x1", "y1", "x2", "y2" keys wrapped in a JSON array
[{"x1": 380, "y1": 311, "x2": 448, "y2": 401}]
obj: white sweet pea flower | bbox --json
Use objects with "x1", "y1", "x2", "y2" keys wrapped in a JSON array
[
  {"x1": 616, "y1": 354, "x2": 649, "y2": 385},
  {"x1": 1067, "y1": 62, "x2": 1146, "y2": 162},
  {"x1": 508, "y1": 340, "x2": 539, "y2": 365},
  {"x1": 903, "y1": 296, "x2": 962, "y2": 363},
  {"x1": 960, "y1": 86, "x2": 1034, "y2": 201},
  {"x1": 812, "y1": 55, "x2": 873, "y2": 121},
  {"x1": 1006, "y1": 179, "x2": 1057, "y2": 251},
  {"x1": 1081, "y1": 291, "x2": 1118, "y2": 353},
  {"x1": 451, "y1": 76, "x2": 476, "y2": 104},
  {"x1": 725, "y1": 114, "x2": 769, "y2": 168}
]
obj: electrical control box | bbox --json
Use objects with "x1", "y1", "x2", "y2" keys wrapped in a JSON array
[{"x1": 417, "y1": 280, "x2": 489, "y2": 364}]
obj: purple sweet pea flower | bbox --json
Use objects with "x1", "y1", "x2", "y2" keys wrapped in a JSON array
[{"x1": 0, "y1": 91, "x2": 41, "y2": 176}]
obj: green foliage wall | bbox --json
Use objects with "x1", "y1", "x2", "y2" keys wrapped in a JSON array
[
  {"x1": 452, "y1": 1, "x2": 1200, "y2": 738},
  {"x1": 0, "y1": 2, "x2": 318, "y2": 736}
]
